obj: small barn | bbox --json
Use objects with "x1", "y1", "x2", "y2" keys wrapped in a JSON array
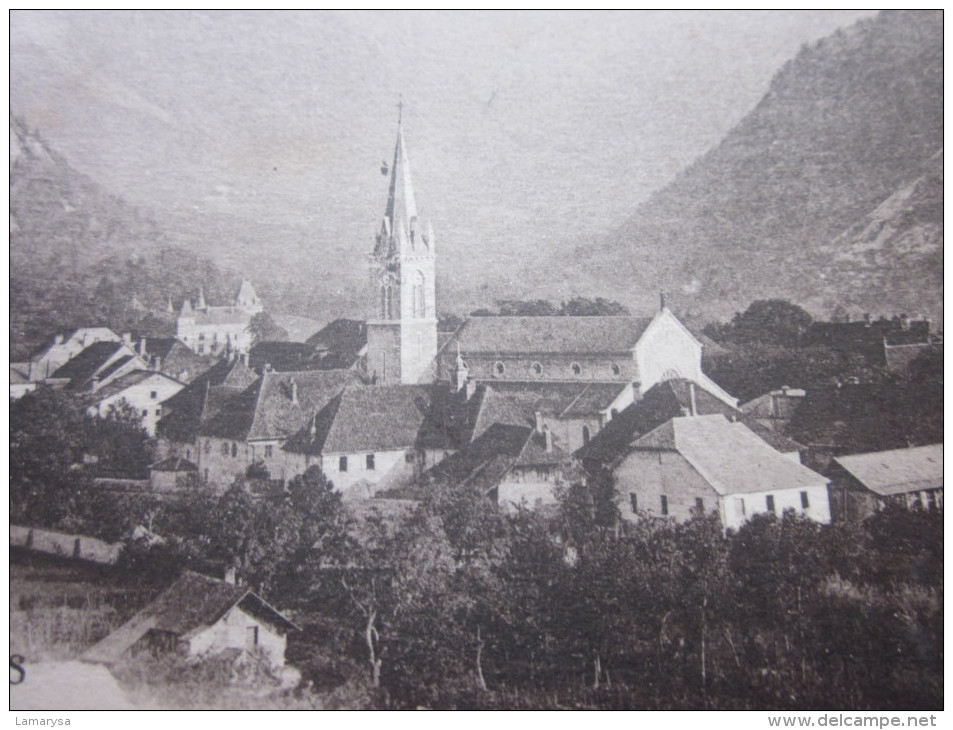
[
  {"x1": 82, "y1": 571, "x2": 298, "y2": 669},
  {"x1": 825, "y1": 444, "x2": 943, "y2": 521}
]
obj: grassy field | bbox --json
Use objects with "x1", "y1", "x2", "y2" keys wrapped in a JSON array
[{"x1": 10, "y1": 547, "x2": 161, "y2": 662}]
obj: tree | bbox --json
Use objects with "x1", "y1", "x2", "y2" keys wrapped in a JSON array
[
  {"x1": 725, "y1": 300, "x2": 813, "y2": 347},
  {"x1": 559, "y1": 297, "x2": 630, "y2": 316},
  {"x1": 247, "y1": 312, "x2": 288, "y2": 346}
]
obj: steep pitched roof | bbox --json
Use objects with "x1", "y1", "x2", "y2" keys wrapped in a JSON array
[
  {"x1": 426, "y1": 423, "x2": 575, "y2": 494},
  {"x1": 831, "y1": 444, "x2": 942, "y2": 496},
  {"x1": 578, "y1": 378, "x2": 800, "y2": 466},
  {"x1": 453, "y1": 316, "x2": 653, "y2": 355},
  {"x1": 156, "y1": 358, "x2": 259, "y2": 441},
  {"x1": 631, "y1": 414, "x2": 826, "y2": 496},
  {"x1": 285, "y1": 384, "x2": 432, "y2": 455},
  {"x1": 415, "y1": 384, "x2": 534, "y2": 451},
  {"x1": 82, "y1": 571, "x2": 297, "y2": 665},
  {"x1": 86, "y1": 370, "x2": 183, "y2": 404},
  {"x1": 10, "y1": 364, "x2": 30, "y2": 384},
  {"x1": 50, "y1": 341, "x2": 124, "y2": 381},
  {"x1": 376, "y1": 116, "x2": 418, "y2": 259},
  {"x1": 200, "y1": 369, "x2": 362, "y2": 443}
]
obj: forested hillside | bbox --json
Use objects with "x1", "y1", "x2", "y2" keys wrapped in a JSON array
[
  {"x1": 526, "y1": 10, "x2": 942, "y2": 322},
  {"x1": 10, "y1": 116, "x2": 239, "y2": 358}
]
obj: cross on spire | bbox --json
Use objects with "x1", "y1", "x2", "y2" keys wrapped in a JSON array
[{"x1": 397, "y1": 94, "x2": 403, "y2": 124}]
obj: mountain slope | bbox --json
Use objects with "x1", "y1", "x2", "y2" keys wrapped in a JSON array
[
  {"x1": 527, "y1": 10, "x2": 942, "y2": 321},
  {"x1": 9, "y1": 116, "x2": 240, "y2": 358}
]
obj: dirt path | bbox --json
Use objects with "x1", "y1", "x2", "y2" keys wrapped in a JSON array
[{"x1": 10, "y1": 661, "x2": 138, "y2": 710}]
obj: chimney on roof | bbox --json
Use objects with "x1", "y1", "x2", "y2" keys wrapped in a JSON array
[
  {"x1": 688, "y1": 382, "x2": 697, "y2": 417},
  {"x1": 54, "y1": 334, "x2": 64, "y2": 345},
  {"x1": 154, "y1": 356, "x2": 163, "y2": 372},
  {"x1": 864, "y1": 313, "x2": 871, "y2": 325},
  {"x1": 900, "y1": 314, "x2": 910, "y2": 331},
  {"x1": 241, "y1": 352, "x2": 249, "y2": 368},
  {"x1": 122, "y1": 332, "x2": 131, "y2": 344},
  {"x1": 90, "y1": 376, "x2": 100, "y2": 392},
  {"x1": 138, "y1": 338, "x2": 147, "y2": 357},
  {"x1": 465, "y1": 377, "x2": 476, "y2": 401},
  {"x1": 543, "y1": 424, "x2": 553, "y2": 453},
  {"x1": 224, "y1": 566, "x2": 237, "y2": 585},
  {"x1": 534, "y1": 411, "x2": 544, "y2": 434},
  {"x1": 290, "y1": 378, "x2": 298, "y2": 405},
  {"x1": 264, "y1": 363, "x2": 272, "y2": 373}
]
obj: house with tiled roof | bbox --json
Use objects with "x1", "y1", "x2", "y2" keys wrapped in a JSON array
[
  {"x1": 26, "y1": 327, "x2": 120, "y2": 382},
  {"x1": 425, "y1": 421, "x2": 582, "y2": 512},
  {"x1": 82, "y1": 571, "x2": 298, "y2": 669},
  {"x1": 578, "y1": 377, "x2": 803, "y2": 473},
  {"x1": 136, "y1": 336, "x2": 215, "y2": 384},
  {"x1": 84, "y1": 370, "x2": 186, "y2": 436},
  {"x1": 741, "y1": 386, "x2": 807, "y2": 435},
  {"x1": 192, "y1": 368, "x2": 363, "y2": 486},
  {"x1": 283, "y1": 384, "x2": 434, "y2": 498},
  {"x1": 47, "y1": 339, "x2": 147, "y2": 393},
  {"x1": 825, "y1": 444, "x2": 942, "y2": 521},
  {"x1": 156, "y1": 356, "x2": 265, "y2": 468},
  {"x1": 615, "y1": 414, "x2": 830, "y2": 530}
]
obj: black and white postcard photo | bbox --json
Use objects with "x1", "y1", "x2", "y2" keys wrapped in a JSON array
[{"x1": 9, "y1": 10, "x2": 942, "y2": 717}]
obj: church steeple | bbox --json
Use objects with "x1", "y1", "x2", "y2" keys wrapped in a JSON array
[{"x1": 365, "y1": 104, "x2": 438, "y2": 386}]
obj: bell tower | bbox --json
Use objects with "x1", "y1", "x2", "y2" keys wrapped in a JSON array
[{"x1": 365, "y1": 107, "x2": 437, "y2": 385}]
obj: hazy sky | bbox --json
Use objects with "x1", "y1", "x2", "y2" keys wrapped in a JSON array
[{"x1": 11, "y1": 10, "x2": 876, "y2": 297}]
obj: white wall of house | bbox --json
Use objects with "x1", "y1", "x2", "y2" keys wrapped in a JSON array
[
  {"x1": 320, "y1": 449, "x2": 416, "y2": 498},
  {"x1": 89, "y1": 374, "x2": 184, "y2": 436},
  {"x1": 185, "y1": 605, "x2": 287, "y2": 668},
  {"x1": 719, "y1": 485, "x2": 831, "y2": 530},
  {"x1": 497, "y1": 467, "x2": 564, "y2": 513},
  {"x1": 616, "y1": 450, "x2": 831, "y2": 529}
]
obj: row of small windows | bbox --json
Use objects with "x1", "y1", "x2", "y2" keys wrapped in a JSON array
[
  {"x1": 339, "y1": 454, "x2": 376, "y2": 472},
  {"x1": 630, "y1": 491, "x2": 812, "y2": 516},
  {"x1": 493, "y1": 362, "x2": 623, "y2": 378}
]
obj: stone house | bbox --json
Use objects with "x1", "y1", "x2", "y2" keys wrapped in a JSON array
[
  {"x1": 614, "y1": 414, "x2": 831, "y2": 530},
  {"x1": 825, "y1": 444, "x2": 943, "y2": 521},
  {"x1": 149, "y1": 456, "x2": 199, "y2": 491},
  {"x1": 191, "y1": 368, "x2": 362, "y2": 487},
  {"x1": 82, "y1": 571, "x2": 298, "y2": 669}
]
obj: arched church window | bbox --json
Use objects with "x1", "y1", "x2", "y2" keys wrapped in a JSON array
[
  {"x1": 571, "y1": 362, "x2": 582, "y2": 376},
  {"x1": 532, "y1": 362, "x2": 543, "y2": 376},
  {"x1": 494, "y1": 361, "x2": 505, "y2": 376},
  {"x1": 611, "y1": 363, "x2": 621, "y2": 376},
  {"x1": 661, "y1": 368, "x2": 680, "y2": 381}
]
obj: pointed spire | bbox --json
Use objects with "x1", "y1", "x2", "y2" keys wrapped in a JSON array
[
  {"x1": 197, "y1": 286, "x2": 206, "y2": 310},
  {"x1": 180, "y1": 297, "x2": 193, "y2": 316},
  {"x1": 166, "y1": 294, "x2": 174, "y2": 313},
  {"x1": 378, "y1": 105, "x2": 418, "y2": 257}
]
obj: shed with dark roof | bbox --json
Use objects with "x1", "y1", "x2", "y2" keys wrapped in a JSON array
[
  {"x1": 82, "y1": 571, "x2": 298, "y2": 668},
  {"x1": 825, "y1": 444, "x2": 943, "y2": 521}
]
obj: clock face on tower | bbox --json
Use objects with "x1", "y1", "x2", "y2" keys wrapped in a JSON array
[{"x1": 380, "y1": 271, "x2": 396, "y2": 287}]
